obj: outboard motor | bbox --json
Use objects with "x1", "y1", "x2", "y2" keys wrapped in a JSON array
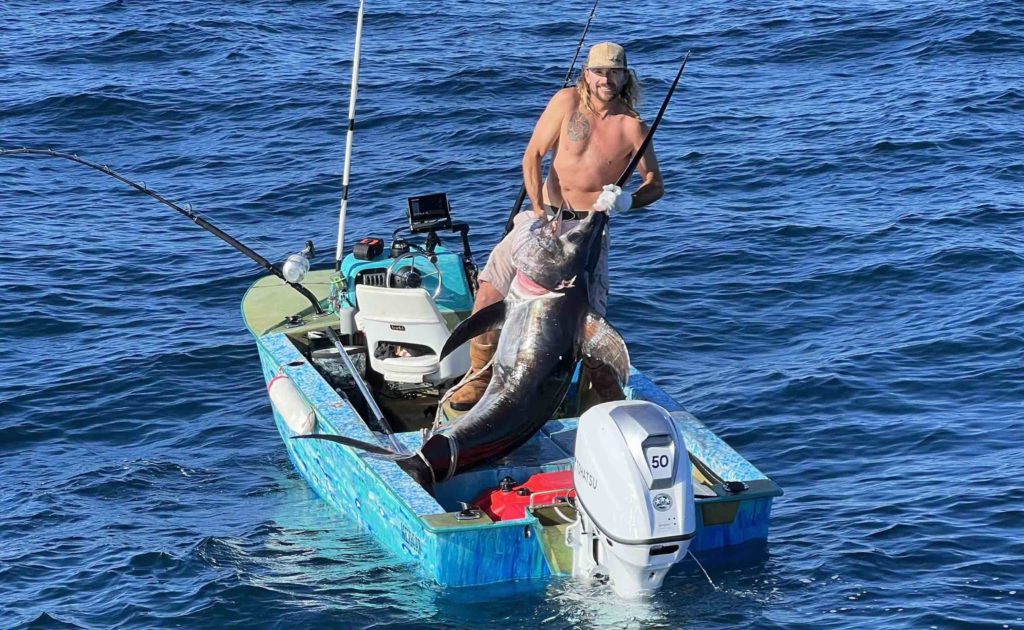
[{"x1": 568, "y1": 400, "x2": 696, "y2": 598}]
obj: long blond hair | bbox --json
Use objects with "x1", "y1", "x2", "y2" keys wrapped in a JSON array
[{"x1": 576, "y1": 68, "x2": 642, "y2": 117}]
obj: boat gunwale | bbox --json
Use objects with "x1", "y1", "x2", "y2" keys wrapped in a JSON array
[{"x1": 255, "y1": 331, "x2": 444, "y2": 517}]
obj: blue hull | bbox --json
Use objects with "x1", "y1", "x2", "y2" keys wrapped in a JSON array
[{"x1": 254, "y1": 330, "x2": 782, "y2": 587}]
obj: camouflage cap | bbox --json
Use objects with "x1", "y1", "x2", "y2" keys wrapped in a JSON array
[{"x1": 585, "y1": 42, "x2": 627, "y2": 69}]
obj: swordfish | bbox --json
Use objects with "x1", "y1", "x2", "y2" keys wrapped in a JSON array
[{"x1": 295, "y1": 211, "x2": 629, "y2": 491}]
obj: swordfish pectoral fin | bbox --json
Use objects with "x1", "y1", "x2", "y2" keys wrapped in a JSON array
[
  {"x1": 439, "y1": 300, "x2": 506, "y2": 361},
  {"x1": 579, "y1": 309, "x2": 631, "y2": 388},
  {"x1": 291, "y1": 434, "x2": 436, "y2": 493}
]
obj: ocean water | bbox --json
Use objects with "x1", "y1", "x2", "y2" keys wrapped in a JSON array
[{"x1": 1, "y1": 0, "x2": 1022, "y2": 627}]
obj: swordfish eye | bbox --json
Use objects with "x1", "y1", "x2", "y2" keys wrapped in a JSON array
[
  {"x1": 565, "y1": 229, "x2": 586, "y2": 244},
  {"x1": 528, "y1": 217, "x2": 558, "y2": 235}
]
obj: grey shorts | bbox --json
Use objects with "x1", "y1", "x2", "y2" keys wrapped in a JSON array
[{"x1": 478, "y1": 210, "x2": 610, "y2": 316}]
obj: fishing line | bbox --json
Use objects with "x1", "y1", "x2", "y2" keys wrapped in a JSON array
[{"x1": 688, "y1": 549, "x2": 721, "y2": 591}]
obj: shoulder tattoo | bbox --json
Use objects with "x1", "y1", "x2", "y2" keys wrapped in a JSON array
[{"x1": 567, "y1": 111, "x2": 590, "y2": 142}]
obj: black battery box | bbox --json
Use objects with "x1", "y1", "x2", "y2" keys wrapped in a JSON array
[{"x1": 353, "y1": 237, "x2": 384, "y2": 260}]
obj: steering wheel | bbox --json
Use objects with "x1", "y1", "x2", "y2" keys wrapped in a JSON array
[{"x1": 386, "y1": 251, "x2": 444, "y2": 300}]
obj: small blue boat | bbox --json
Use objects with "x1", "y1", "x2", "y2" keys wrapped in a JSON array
[
  {"x1": 241, "y1": 214, "x2": 782, "y2": 590},
  {"x1": 238, "y1": 3, "x2": 780, "y2": 594},
  {"x1": 0, "y1": 4, "x2": 780, "y2": 597}
]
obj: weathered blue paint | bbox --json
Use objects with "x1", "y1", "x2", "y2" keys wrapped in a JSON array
[
  {"x1": 257, "y1": 332, "x2": 552, "y2": 586},
  {"x1": 690, "y1": 497, "x2": 775, "y2": 553},
  {"x1": 253, "y1": 330, "x2": 781, "y2": 586}
]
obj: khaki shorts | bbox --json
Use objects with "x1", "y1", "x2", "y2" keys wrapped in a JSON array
[{"x1": 478, "y1": 211, "x2": 610, "y2": 316}]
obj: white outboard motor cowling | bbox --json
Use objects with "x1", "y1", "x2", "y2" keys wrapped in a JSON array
[{"x1": 568, "y1": 401, "x2": 696, "y2": 598}]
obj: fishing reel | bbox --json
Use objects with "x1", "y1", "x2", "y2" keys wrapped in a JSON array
[{"x1": 281, "y1": 240, "x2": 315, "y2": 283}]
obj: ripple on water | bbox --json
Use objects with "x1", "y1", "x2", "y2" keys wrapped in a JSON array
[{"x1": 2, "y1": 0, "x2": 1023, "y2": 628}]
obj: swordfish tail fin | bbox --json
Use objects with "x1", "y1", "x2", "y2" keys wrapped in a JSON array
[{"x1": 290, "y1": 433, "x2": 443, "y2": 494}]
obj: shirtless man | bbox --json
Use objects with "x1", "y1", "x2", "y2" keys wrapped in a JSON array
[{"x1": 448, "y1": 42, "x2": 664, "y2": 410}]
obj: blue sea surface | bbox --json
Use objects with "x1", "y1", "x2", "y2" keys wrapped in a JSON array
[{"x1": 1, "y1": 1, "x2": 1022, "y2": 627}]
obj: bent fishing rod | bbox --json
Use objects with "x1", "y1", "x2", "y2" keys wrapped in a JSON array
[
  {"x1": 0, "y1": 147, "x2": 325, "y2": 313},
  {"x1": 501, "y1": 0, "x2": 600, "y2": 236},
  {"x1": 0, "y1": 146, "x2": 405, "y2": 447},
  {"x1": 585, "y1": 50, "x2": 691, "y2": 275}
]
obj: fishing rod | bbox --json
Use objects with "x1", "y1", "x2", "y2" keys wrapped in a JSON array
[
  {"x1": 0, "y1": 146, "x2": 406, "y2": 449},
  {"x1": 501, "y1": 0, "x2": 600, "y2": 237},
  {"x1": 322, "y1": 0, "x2": 406, "y2": 450},
  {"x1": 585, "y1": 50, "x2": 691, "y2": 275},
  {"x1": 0, "y1": 147, "x2": 325, "y2": 312},
  {"x1": 334, "y1": 0, "x2": 366, "y2": 273}
]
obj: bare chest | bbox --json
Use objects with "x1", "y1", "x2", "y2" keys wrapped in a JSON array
[{"x1": 557, "y1": 110, "x2": 632, "y2": 167}]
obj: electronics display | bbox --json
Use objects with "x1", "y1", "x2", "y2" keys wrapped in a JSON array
[{"x1": 406, "y1": 192, "x2": 452, "y2": 234}]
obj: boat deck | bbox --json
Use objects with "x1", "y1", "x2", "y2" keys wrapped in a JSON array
[
  {"x1": 409, "y1": 417, "x2": 720, "y2": 514},
  {"x1": 244, "y1": 263, "x2": 783, "y2": 587}
]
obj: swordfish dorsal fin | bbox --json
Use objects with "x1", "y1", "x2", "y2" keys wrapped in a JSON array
[
  {"x1": 579, "y1": 309, "x2": 630, "y2": 388},
  {"x1": 439, "y1": 300, "x2": 506, "y2": 361}
]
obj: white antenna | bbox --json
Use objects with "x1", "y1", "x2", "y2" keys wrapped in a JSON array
[{"x1": 334, "y1": 0, "x2": 365, "y2": 271}]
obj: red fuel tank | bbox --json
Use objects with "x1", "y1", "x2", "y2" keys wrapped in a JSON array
[{"x1": 473, "y1": 470, "x2": 575, "y2": 521}]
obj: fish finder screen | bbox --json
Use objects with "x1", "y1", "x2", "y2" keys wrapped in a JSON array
[{"x1": 406, "y1": 192, "x2": 452, "y2": 233}]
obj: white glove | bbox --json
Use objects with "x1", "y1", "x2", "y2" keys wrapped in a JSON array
[{"x1": 592, "y1": 184, "x2": 632, "y2": 215}]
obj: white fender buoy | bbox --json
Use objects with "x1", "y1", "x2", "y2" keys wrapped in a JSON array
[{"x1": 268, "y1": 374, "x2": 316, "y2": 434}]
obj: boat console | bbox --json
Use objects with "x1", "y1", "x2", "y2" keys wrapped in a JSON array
[
  {"x1": 336, "y1": 192, "x2": 476, "y2": 320},
  {"x1": 287, "y1": 192, "x2": 481, "y2": 433}
]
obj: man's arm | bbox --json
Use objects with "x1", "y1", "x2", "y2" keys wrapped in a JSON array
[
  {"x1": 629, "y1": 121, "x2": 664, "y2": 209},
  {"x1": 522, "y1": 89, "x2": 573, "y2": 218},
  {"x1": 592, "y1": 120, "x2": 664, "y2": 215}
]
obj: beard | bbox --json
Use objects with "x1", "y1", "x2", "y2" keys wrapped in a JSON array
[{"x1": 591, "y1": 84, "x2": 621, "y2": 103}]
